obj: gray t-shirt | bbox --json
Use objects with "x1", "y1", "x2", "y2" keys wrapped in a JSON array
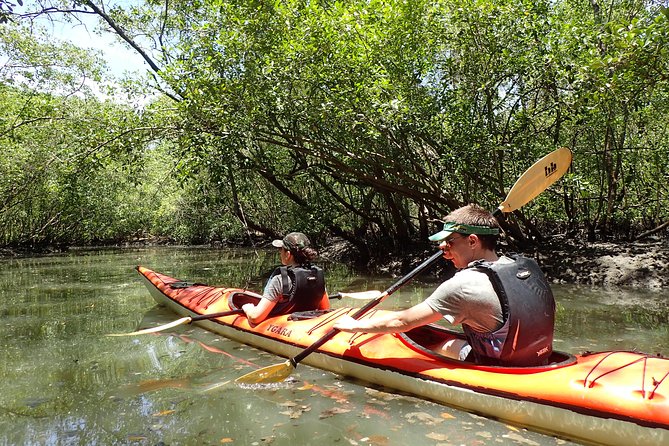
[
  {"x1": 262, "y1": 274, "x2": 290, "y2": 303},
  {"x1": 424, "y1": 256, "x2": 513, "y2": 332}
]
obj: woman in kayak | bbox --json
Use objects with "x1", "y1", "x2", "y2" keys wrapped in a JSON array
[
  {"x1": 242, "y1": 232, "x2": 329, "y2": 324},
  {"x1": 334, "y1": 204, "x2": 555, "y2": 366}
]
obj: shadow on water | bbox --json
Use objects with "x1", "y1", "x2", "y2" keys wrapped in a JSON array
[{"x1": 1, "y1": 247, "x2": 667, "y2": 445}]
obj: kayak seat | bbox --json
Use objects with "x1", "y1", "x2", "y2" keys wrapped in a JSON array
[
  {"x1": 227, "y1": 290, "x2": 263, "y2": 310},
  {"x1": 401, "y1": 323, "x2": 577, "y2": 370},
  {"x1": 400, "y1": 323, "x2": 473, "y2": 362},
  {"x1": 227, "y1": 290, "x2": 334, "y2": 320}
]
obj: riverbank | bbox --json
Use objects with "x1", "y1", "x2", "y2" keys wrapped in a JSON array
[
  {"x1": 537, "y1": 236, "x2": 669, "y2": 290},
  {"x1": 2, "y1": 236, "x2": 668, "y2": 290},
  {"x1": 322, "y1": 236, "x2": 669, "y2": 291}
]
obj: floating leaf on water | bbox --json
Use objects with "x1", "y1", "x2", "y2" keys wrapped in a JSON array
[
  {"x1": 365, "y1": 388, "x2": 399, "y2": 401},
  {"x1": 476, "y1": 431, "x2": 493, "y2": 439},
  {"x1": 319, "y1": 407, "x2": 351, "y2": 419},
  {"x1": 280, "y1": 404, "x2": 311, "y2": 419},
  {"x1": 405, "y1": 412, "x2": 442, "y2": 425},
  {"x1": 503, "y1": 431, "x2": 540, "y2": 445},
  {"x1": 425, "y1": 432, "x2": 449, "y2": 441},
  {"x1": 316, "y1": 385, "x2": 353, "y2": 403},
  {"x1": 364, "y1": 435, "x2": 389, "y2": 445},
  {"x1": 361, "y1": 404, "x2": 389, "y2": 419}
]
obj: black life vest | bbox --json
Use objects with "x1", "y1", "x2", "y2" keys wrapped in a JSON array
[
  {"x1": 463, "y1": 255, "x2": 555, "y2": 366},
  {"x1": 267, "y1": 265, "x2": 326, "y2": 315}
]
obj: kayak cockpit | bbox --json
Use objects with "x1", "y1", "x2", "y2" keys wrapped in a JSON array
[
  {"x1": 400, "y1": 323, "x2": 577, "y2": 372},
  {"x1": 228, "y1": 290, "x2": 263, "y2": 308}
]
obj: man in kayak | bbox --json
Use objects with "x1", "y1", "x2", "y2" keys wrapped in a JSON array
[
  {"x1": 242, "y1": 232, "x2": 329, "y2": 324},
  {"x1": 334, "y1": 204, "x2": 555, "y2": 366}
]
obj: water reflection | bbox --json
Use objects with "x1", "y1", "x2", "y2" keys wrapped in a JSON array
[{"x1": 1, "y1": 247, "x2": 667, "y2": 445}]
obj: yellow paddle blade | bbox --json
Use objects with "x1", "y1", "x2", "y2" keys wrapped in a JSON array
[
  {"x1": 106, "y1": 316, "x2": 193, "y2": 336},
  {"x1": 235, "y1": 360, "x2": 294, "y2": 384},
  {"x1": 497, "y1": 147, "x2": 572, "y2": 214},
  {"x1": 339, "y1": 290, "x2": 382, "y2": 300}
]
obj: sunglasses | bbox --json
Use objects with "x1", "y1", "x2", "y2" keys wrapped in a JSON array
[{"x1": 442, "y1": 234, "x2": 467, "y2": 248}]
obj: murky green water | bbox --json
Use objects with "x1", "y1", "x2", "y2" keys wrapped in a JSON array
[{"x1": 1, "y1": 247, "x2": 667, "y2": 446}]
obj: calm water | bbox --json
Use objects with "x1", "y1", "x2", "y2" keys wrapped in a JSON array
[{"x1": 1, "y1": 247, "x2": 668, "y2": 446}]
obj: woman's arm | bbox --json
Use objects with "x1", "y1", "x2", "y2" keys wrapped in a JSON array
[{"x1": 242, "y1": 298, "x2": 277, "y2": 325}]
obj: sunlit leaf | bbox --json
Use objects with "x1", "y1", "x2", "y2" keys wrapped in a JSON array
[
  {"x1": 360, "y1": 435, "x2": 389, "y2": 446},
  {"x1": 425, "y1": 432, "x2": 449, "y2": 441},
  {"x1": 319, "y1": 407, "x2": 351, "y2": 419},
  {"x1": 405, "y1": 411, "x2": 442, "y2": 425}
]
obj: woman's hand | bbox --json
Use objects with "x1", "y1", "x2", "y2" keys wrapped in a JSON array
[{"x1": 241, "y1": 303, "x2": 255, "y2": 315}]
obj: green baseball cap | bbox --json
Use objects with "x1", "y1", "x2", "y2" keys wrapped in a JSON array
[{"x1": 428, "y1": 222, "x2": 500, "y2": 242}]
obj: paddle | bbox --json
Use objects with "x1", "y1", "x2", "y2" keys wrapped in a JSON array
[
  {"x1": 107, "y1": 289, "x2": 383, "y2": 337},
  {"x1": 235, "y1": 147, "x2": 572, "y2": 384},
  {"x1": 494, "y1": 146, "x2": 572, "y2": 217},
  {"x1": 106, "y1": 309, "x2": 244, "y2": 337},
  {"x1": 332, "y1": 290, "x2": 383, "y2": 300}
]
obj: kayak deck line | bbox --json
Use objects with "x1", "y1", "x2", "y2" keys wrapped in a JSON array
[
  {"x1": 132, "y1": 266, "x2": 669, "y2": 446},
  {"x1": 580, "y1": 350, "x2": 669, "y2": 400}
]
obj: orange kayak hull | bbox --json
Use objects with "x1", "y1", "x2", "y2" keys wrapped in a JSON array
[{"x1": 136, "y1": 266, "x2": 669, "y2": 446}]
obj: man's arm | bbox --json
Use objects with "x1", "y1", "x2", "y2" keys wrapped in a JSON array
[{"x1": 334, "y1": 302, "x2": 442, "y2": 333}]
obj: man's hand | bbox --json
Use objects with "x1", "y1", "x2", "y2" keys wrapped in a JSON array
[{"x1": 333, "y1": 315, "x2": 360, "y2": 332}]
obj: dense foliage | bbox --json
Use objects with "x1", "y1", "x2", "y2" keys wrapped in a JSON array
[{"x1": 2, "y1": 0, "x2": 668, "y2": 258}]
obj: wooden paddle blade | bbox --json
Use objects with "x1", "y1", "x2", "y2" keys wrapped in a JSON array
[
  {"x1": 106, "y1": 316, "x2": 193, "y2": 336},
  {"x1": 339, "y1": 290, "x2": 383, "y2": 300},
  {"x1": 497, "y1": 147, "x2": 572, "y2": 214},
  {"x1": 235, "y1": 360, "x2": 294, "y2": 384}
]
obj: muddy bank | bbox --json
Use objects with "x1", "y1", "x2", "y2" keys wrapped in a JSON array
[
  {"x1": 537, "y1": 237, "x2": 669, "y2": 290},
  {"x1": 321, "y1": 236, "x2": 669, "y2": 291}
]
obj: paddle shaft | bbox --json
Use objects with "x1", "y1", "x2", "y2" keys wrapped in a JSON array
[
  {"x1": 185, "y1": 292, "x2": 344, "y2": 323},
  {"x1": 190, "y1": 309, "x2": 244, "y2": 322},
  {"x1": 290, "y1": 249, "x2": 444, "y2": 367}
]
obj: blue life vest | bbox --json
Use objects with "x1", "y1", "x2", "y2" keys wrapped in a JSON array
[
  {"x1": 267, "y1": 265, "x2": 326, "y2": 314},
  {"x1": 462, "y1": 255, "x2": 555, "y2": 366}
]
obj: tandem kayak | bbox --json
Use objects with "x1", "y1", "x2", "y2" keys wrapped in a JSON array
[{"x1": 134, "y1": 266, "x2": 669, "y2": 446}]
